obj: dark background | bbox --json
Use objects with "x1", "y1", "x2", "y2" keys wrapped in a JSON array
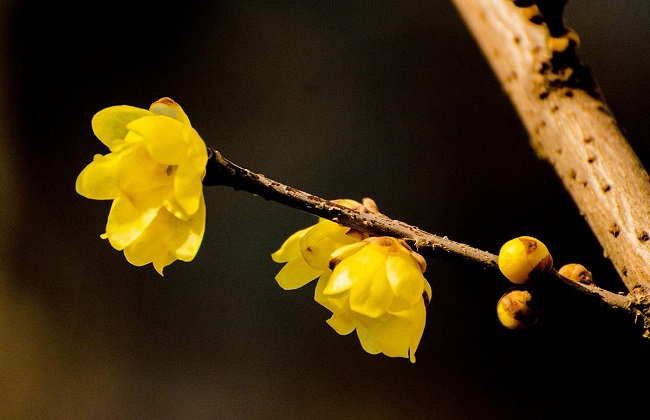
[{"x1": 1, "y1": 1, "x2": 649, "y2": 418}]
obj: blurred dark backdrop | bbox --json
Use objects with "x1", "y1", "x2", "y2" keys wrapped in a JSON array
[{"x1": 1, "y1": 1, "x2": 649, "y2": 418}]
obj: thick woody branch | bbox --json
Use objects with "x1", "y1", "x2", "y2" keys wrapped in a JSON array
[
  {"x1": 203, "y1": 148, "x2": 643, "y2": 327},
  {"x1": 451, "y1": 0, "x2": 650, "y2": 297}
]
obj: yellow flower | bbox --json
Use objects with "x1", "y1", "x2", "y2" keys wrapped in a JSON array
[
  {"x1": 75, "y1": 97, "x2": 208, "y2": 275},
  {"x1": 315, "y1": 237, "x2": 431, "y2": 363},
  {"x1": 271, "y1": 199, "x2": 366, "y2": 290}
]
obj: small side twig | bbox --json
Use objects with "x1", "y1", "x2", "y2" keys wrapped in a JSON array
[{"x1": 203, "y1": 147, "x2": 647, "y2": 330}]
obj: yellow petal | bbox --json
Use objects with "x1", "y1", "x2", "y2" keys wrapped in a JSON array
[
  {"x1": 315, "y1": 272, "x2": 348, "y2": 313},
  {"x1": 326, "y1": 312, "x2": 356, "y2": 335},
  {"x1": 271, "y1": 226, "x2": 314, "y2": 263},
  {"x1": 330, "y1": 241, "x2": 366, "y2": 261},
  {"x1": 92, "y1": 105, "x2": 153, "y2": 150},
  {"x1": 393, "y1": 302, "x2": 427, "y2": 363},
  {"x1": 123, "y1": 233, "x2": 168, "y2": 268},
  {"x1": 116, "y1": 151, "x2": 174, "y2": 213},
  {"x1": 423, "y1": 279, "x2": 432, "y2": 304},
  {"x1": 324, "y1": 244, "x2": 393, "y2": 318},
  {"x1": 300, "y1": 220, "x2": 357, "y2": 271},
  {"x1": 358, "y1": 317, "x2": 410, "y2": 360},
  {"x1": 127, "y1": 116, "x2": 194, "y2": 165},
  {"x1": 171, "y1": 158, "x2": 206, "y2": 218},
  {"x1": 355, "y1": 324, "x2": 381, "y2": 356},
  {"x1": 322, "y1": 265, "x2": 355, "y2": 295},
  {"x1": 153, "y1": 253, "x2": 177, "y2": 276},
  {"x1": 126, "y1": 187, "x2": 168, "y2": 213},
  {"x1": 149, "y1": 97, "x2": 192, "y2": 126},
  {"x1": 275, "y1": 257, "x2": 322, "y2": 290},
  {"x1": 104, "y1": 195, "x2": 158, "y2": 250},
  {"x1": 385, "y1": 253, "x2": 425, "y2": 306},
  {"x1": 122, "y1": 212, "x2": 173, "y2": 273},
  {"x1": 349, "y1": 267, "x2": 392, "y2": 319},
  {"x1": 356, "y1": 304, "x2": 425, "y2": 363},
  {"x1": 122, "y1": 202, "x2": 205, "y2": 275},
  {"x1": 323, "y1": 241, "x2": 383, "y2": 295},
  {"x1": 166, "y1": 196, "x2": 206, "y2": 261},
  {"x1": 75, "y1": 153, "x2": 124, "y2": 200}
]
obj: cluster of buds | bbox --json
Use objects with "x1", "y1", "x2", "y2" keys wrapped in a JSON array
[
  {"x1": 496, "y1": 235, "x2": 595, "y2": 330},
  {"x1": 496, "y1": 236, "x2": 552, "y2": 329}
]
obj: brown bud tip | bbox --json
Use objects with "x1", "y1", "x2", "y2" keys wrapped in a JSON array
[
  {"x1": 558, "y1": 263, "x2": 593, "y2": 285},
  {"x1": 362, "y1": 197, "x2": 380, "y2": 214},
  {"x1": 497, "y1": 289, "x2": 541, "y2": 330}
]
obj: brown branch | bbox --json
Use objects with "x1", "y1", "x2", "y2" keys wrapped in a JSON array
[
  {"x1": 203, "y1": 148, "x2": 644, "y2": 327},
  {"x1": 200, "y1": 0, "x2": 650, "y2": 337},
  {"x1": 451, "y1": 0, "x2": 650, "y2": 298}
]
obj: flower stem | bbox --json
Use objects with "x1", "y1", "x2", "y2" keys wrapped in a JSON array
[{"x1": 203, "y1": 147, "x2": 643, "y2": 323}]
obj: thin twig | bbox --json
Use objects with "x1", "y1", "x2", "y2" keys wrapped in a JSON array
[{"x1": 203, "y1": 148, "x2": 642, "y2": 324}]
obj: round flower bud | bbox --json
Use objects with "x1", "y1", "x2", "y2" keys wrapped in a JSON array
[
  {"x1": 558, "y1": 263, "x2": 593, "y2": 285},
  {"x1": 498, "y1": 236, "x2": 553, "y2": 284},
  {"x1": 496, "y1": 289, "x2": 540, "y2": 330}
]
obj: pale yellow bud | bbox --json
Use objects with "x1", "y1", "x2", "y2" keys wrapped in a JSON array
[
  {"x1": 558, "y1": 263, "x2": 593, "y2": 285},
  {"x1": 498, "y1": 236, "x2": 553, "y2": 284}
]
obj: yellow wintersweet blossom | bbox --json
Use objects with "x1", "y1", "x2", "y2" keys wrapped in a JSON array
[
  {"x1": 271, "y1": 199, "x2": 367, "y2": 290},
  {"x1": 75, "y1": 97, "x2": 208, "y2": 275},
  {"x1": 315, "y1": 237, "x2": 431, "y2": 363}
]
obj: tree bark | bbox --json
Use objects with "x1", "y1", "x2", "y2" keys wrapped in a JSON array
[{"x1": 451, "y1": 0, "x2": 650, "y2": 297}]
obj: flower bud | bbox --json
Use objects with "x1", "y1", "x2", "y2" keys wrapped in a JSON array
[
  {"x1": 558, "y1": 263, "x2": 593, "y2": 285},
  {"x1": 498, "y1": 236, "x2": 553, "y2": 284},
  {"x1": 496, "y1": 288, "x2": 540, "y2": 330}
]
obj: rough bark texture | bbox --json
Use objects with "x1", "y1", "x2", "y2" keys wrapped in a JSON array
[{"x1": 451, "y1": 0, "x2": 650, "y2": 297}]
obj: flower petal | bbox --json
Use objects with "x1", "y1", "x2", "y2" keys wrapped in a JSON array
[
  {"x1": 117, "y1": 147, "x2": 174, "y2": 210},
  {"x1": 165, "y1": 195, "x2": 206, "y2": 261},
  {"x1": 172, "y1": 157, "x2": 206, "y2": 218},
  {"x1": 391, "y1": 302, "x2": 427, "y2": 363},
  {"x1": 322, "y1": 265, "x2": 355, "y2": 295},
  {"x1": 152, "y1": 253, "x2": 177, "y2": 276},
  {"x1": 349, "y1": 266, "x2": 392, "y2": 318},
  {"x1": 271, "y1": 226, "x2": 314, "y2": 263},
  {"x1": 326, "y1": 312, "x2": 356, "y2": 335},
  {"x1": 122, "y1": 201, "x2": 205, "y2": 276},
  {"x1": 75, "y1": 153, "x2": 124, "y2": 200},
  {"x1": 355, "y1": 324, "x2": 381, "y2": 356},
  {"x1": 104, "y1": 195, "x2": 158, "y2": 250},
  {"x1": 300, "y1": 220, "x2": 357, "y2": 271},
  {"x1": 423, "y1": 279, "x2": 432, "y2": 305},
  {"x1": 149, "y1": 97, "x2": 192, "y2": 126},
  {"x1": 128, "y1": 116, "x2": 193, "y2": 165},
  {"x1": 326, "y1": 245, "x2": 390, "y2": 317},
  {"x1": 385, "y1": 253, "x2": 425, "y2": 307},
  {"x1": 92, "y1": 105, "x2": 153, "y2": 150},
  {"x1": 356, "y1": 304, "x2": 425, "y2": 363},
  {"x1": 275, "y1": 257, "x2": 322, "y2": 290},
  {"x1": 315, "y1": 272, "x2": 348, "y2": 313},
  {"x1": 122, "y1": 213, "x2": 174, "y2": 273},
  {"x1": 152, "y1": 196, "x2": 205, "y2": 261}
]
